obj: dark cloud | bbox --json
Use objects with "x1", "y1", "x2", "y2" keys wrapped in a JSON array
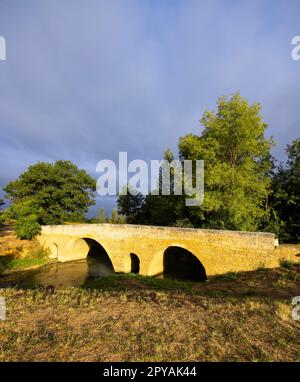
[{"x1": 0, "y1": 0, "x2": 299, "y2": 215}]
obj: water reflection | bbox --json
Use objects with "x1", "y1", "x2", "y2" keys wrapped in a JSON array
[
  {"x1": 0, "y1": 246, "x2": 207, "y2": 288},
  {"x1": 0, "y1": 257, "x2": 114, "y2": 289}
]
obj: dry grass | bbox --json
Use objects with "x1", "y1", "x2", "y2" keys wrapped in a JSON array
[
  {"x1": 0, "y1": 269, "x2": 299, "y2": 362},
  {"x1": 0, "y1": 224, "x2": 299, "y2": 362}
]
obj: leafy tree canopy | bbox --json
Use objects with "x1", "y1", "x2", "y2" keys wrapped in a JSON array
[
  {"x1": 268, "y1": 138, "x2": 300, "y2": 242},
  {"x1": 4, "y1": 160, "x2": 96, "y2": 238},
  {"x1": 108, "y1": 207, "x2": 126, "y2": 224},
  {"x1": 118, "y1": 93, "x2": 274, "y2": 232},
  {"x1": 97, "y1": 207, "x2": 106, "y2": 223},
  {"x1": 117, "y1": 185, "x2": 145, "y2": 223},
  {"x1": 178, "y1": 92, "x2": 274, "y2": 231}
]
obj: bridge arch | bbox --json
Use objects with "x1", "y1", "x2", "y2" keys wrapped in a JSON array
[
  {"x1": 147, "y1": 245, "x2": 207, "y2": 281},
  {"x1": 72, "y1": 238, "x2": 115, "y2": 272},
  {"x1": 163, "y1": 246, "x2": 207, "y2": 282},
  {"x1": 130, "y1": 253, "x2": 140, "y2": 274}
]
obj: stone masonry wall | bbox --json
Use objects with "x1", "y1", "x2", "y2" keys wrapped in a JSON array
[{"x1": 37, "y1": 224, "x2": 298, "y2": 277}]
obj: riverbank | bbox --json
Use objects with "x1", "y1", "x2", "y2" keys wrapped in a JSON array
[
  {"x1": 0, "y1": 264, "x2": 299, "y2": 361},
  {"x1": 0, "y1": 224, "x2": 49, "y2": 274}
]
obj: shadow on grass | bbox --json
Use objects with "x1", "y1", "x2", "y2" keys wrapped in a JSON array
[
  {"x1": 0, "y1": 254, "x2": 15, "y2": 274},
  {"x1": 82, "y1": 273, "x2": 195, "y2": 292},
  {"x1": 81, "y1": 263, "x2": 300, "y2": 300}
]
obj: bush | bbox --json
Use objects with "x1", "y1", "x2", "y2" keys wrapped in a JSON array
[
  {"x1": 279, "y1": 258, "x2": 297, "y2": 269},
  {"x1": 172, "y1": 219, "x2": 194, "y2": 228},
  {"x1": 16, "y1": 215, "x2": 41, "y2": 240}
]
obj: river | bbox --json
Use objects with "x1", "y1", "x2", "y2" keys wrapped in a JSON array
[{"x1": 0, "y1": 257, "x2": 114, "y2": 289}]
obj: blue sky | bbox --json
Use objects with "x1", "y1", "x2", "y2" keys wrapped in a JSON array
[{"x1": 0, "y1": 0, "x2": 299, "y2": 216}]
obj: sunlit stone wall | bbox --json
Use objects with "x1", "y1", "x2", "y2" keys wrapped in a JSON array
[{"x1": 38, "y1": 224, "x2": 299, "y2": 277}]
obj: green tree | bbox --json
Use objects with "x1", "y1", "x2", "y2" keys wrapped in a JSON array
[
  {"x1": 4, "y1": 160, "x2": 96, "y2": 239},
  {"x1": 117, "y1": 185, "x2": 145, "y2": 223},
  {"x1": 108, "y1": 208, "x2": 126, "y2": 224},
  {"x1": 178, "y1": 92, "x2": 273, "y2": 231},
  {"x1": 116, "y1": 151, "x2": 188, "y2": 226},
  {"x1": 97, "y1": 208, "x2": 106, "y2": 223},
  {"x1": 142, "y1": 149, "x2": 181, "y2": 226},
  {"x1": 269, "y1": 138, "x2": 300, "y2": 242},
  {"x1": 0, "y1": 198, "x2": 5, "y2": 223}
]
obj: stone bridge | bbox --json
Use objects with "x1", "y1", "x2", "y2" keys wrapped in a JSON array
[{"x1": 37, "y1": 223, "x2": 295, "y2": 279}]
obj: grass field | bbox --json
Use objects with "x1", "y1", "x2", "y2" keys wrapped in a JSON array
[{"x1": 0, "y1": 263, "x2": 299, "y2": 362}]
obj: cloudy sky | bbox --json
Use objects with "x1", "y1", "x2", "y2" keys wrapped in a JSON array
[{"x1": 0, "y1": 0, "x2": 299, "y2": 216}]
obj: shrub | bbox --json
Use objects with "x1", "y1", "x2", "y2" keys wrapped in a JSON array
[
  {"x1": 280, "y1": 258, "x2": 296, "y2": 269},
  {"x1": 16, "y1": 215, "x2": 41, "y2": 240}
]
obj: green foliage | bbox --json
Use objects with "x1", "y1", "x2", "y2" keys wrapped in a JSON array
[
  {"x1": 83, "y1": 273, "x2": 193, "y2": 292},
  {"x1": 8, "y1": 198, "x2": 42, "y2": 239},
  {"x1": 4, "y1": 160, "x2": 96, "y2": 239},
  {"x1": 179, "y1": 92, "x2": 274, "y2": 231},
  {"x1": 172, "y1": 218, "x2": 194, "y2": 228},
  {"x1": 214, "y1": 271, "x2": 239, "y2": 282},
  {"x1": 116, "y1": 93, "x2": 275, "y2": 232},
  {"x1": 117, "y1": 185, "x2": 145, "y2": 223},
  {"x1": 0, "y1": 198, "x2": 6, "y2": 223},
  {"x1": 117, "y1": 150, "x2": 187, "y2": 226},
  {"x1": 16, "y1": 215, "x2": 42, "y2": 240},
  {"x1": 268, "y1": 138, "x2": 300, "y2": 242},
  {"x1": 97, "y1": 208, "x2": 106, "y2": 223},
  {"x1": 139, "y1": 193, "x2": 182, "y2": 226},
  {"x1": 108, "y1": 208, "x2": 126, "y2": 224},
  {"x1": 143, "y1": 149, "x2": 187, "y2": 226},
  {"x1": 279, "y1": 259, "x2": 295, "y2": 269}
]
